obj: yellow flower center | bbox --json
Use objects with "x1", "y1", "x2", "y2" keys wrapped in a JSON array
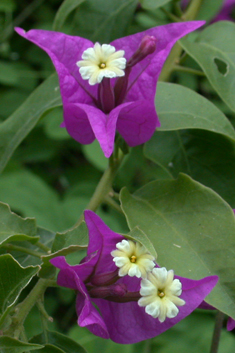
[
  {"x1": 130, "y1": 255, "x2": 137, "y2": 263},
  {"x1": 158, "y1": 289, "x2": 165, "y2": 298},
  {"x1": 99, "y1": 62, "x2": 106, "y2": 69}
]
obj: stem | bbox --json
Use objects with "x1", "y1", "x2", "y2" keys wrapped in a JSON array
[
  {"x1": 2, "y1": 244, "x2": 44, "y2": 258},
  {"x1": 104, "y1": 195, "x2": 122, "y2": 213},
  {"x1": 173, "y1": 64, "x2": 205, "y2": 76},
  {"x1": 182, "y1": 0, "x2": 203, "y2": 20},
  {"x1": 159, "y1": 0, "x2": 204, "y2": 82},
  {"x1": 160, "y1": 8, "x2": 181, "y2": 22},
  {"x1": 210, "y1": 311, "x2": 225, "y2": 353},
  {"x1": 72, "y1": 152, "x2": 123, "y2": 227},
  {"x1": 35, "y1": 241, "x2": 50, "y2": 253},
  {"x1": 8, "y1": 279, "x2": 52, "y2": 338}
]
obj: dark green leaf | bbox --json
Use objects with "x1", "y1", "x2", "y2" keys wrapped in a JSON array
[
  {"x1": 180, "y1": 22, "x2": 235, "y2": 112},
  {"x1": 144, "y1": 130, "x2": 235, "y2": 206},
  {"x1": 120, "y1": 174, "x2": 235, "y2": 319},
  {"x1": 0, "y1": 74, "x2": 61, "y2": 173},
  {"x1": 0, "y1": 336, "x2": 43, "y2": 353},
  {"x1": 0, "y1": 202, "x2": 38, "y2": 246},
  {"x1": 140, "y1": 0, "x2": 171, "y2": 10},
  {"x1": 0, "y1": 254, "x2": 39, "y2": 325},
  {"x1": 53, "y1": 0, "x2": 86, "y2": 31},
  {"x1": 31, "y1": 330, "x2": 87, "y2": 353},
  {"x1": 71, "y1": 0, "x2": 139, "y2": 42},
  {"x1": 156, "y1": 82, "x2": 235, "y2": 140}
]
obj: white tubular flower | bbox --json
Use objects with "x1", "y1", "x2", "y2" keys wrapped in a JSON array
[
  {"x1": 111, "y1": 239, "x2": 155, "y2": 279},
  {"x1": 77, "y1": 43, "x2": 126, "y2": 85},
  {"x1": 138, "y1": 267, "x2": 185, "y2": 322}
]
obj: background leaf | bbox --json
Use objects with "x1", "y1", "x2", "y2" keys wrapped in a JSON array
[
  {"x1": 0, "y1": 336, "x2": 43, "y2": 353},
  {"x1": 0, "y1": 74, "x2": 61, "y2": 174},
  {"x1": 120, "y1": 174, "x2": 235, "y2": 319},
  {"x1": 53, "y1": 0, "x2": 86, "y2": 31},
  {"x1": 0, "y1": 254, "x2": 39, "y2": 325},
  {"x1": 30, "y1": 330, "x2": 87, "y2": 353}
]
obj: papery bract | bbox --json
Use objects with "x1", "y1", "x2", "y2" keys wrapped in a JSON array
[
  {"x1": 50, "y1": 211, "x2": 218, "y2": 344},
  {"x1": 16, "y1": 21, "x2": 204, "y2": 157}
]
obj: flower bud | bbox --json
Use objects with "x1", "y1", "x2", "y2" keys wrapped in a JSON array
[{"x1": 127, "y1": 35, "x2": 157, "y2": 67}]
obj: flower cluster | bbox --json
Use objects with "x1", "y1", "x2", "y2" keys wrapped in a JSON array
[
  {"x1": 16, "y1": 21, "x2": 205, "y2": 158},
  {"x1": 50, "y1": 211, "x2": 218, "y2": 344}
]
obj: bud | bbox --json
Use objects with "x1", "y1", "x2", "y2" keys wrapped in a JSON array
[
  {"x1": 127, "y1": 35, "x2": 157, "y2": 67},
  {"x1": 90, "y1": 268, "x2": 119, "y2": 286},
  {"x1": 89, "y1": 283, "x2": 127, "y2": 299}
]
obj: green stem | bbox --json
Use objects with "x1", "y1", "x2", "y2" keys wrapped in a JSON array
[
  {"x1": 72, "y1": 152, "x2": 124, "y2": 227},
  {"x1": 210, "y1": 311, "x2": 225, "y2": 353},
  {"x1": 160, "y1": 7, "x2": 181, "y2": 22},
  {"x1": 104, "y1": 195, "x2": 122, "y2": 214},
  {"x1": 173, "y1": 64, "x2": 205, "y2": 76},
  {"x1": 182, "y1": 0, "x2": 203, "y2": 20},
  {"x1": 159, "y1": 0, "x2": 204, "y2": 82},
  {"x1": 35, "y1": 241, "x2": 50, "y2": 253},
  {"x1": 9, "y1": 279, "x2": 52, "y2": 338},
  {"x1": 2, "y1": 244, "x2": 44, "y2": 258}
]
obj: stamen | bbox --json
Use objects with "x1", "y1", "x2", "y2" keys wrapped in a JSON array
[
  {"x1": 100, "y1": 63, "x2": 106, "y2": 68},
  {"x1": 158, "y1": 290, "x2": 165, "y2": 298},
  {"x1": 130, "y1": 255, "x2": 137, "y2": 263}
]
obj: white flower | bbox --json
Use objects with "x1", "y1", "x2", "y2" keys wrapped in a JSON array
[
  {"x1": 111, "y1": 239, "x2": 155, "y2": 279},
  {"x1": 77, "y1": 43, "x2": 126, "y2": 85},
  {"x1": 138, "y1": 267, "x2": 185, "y2": 322}
]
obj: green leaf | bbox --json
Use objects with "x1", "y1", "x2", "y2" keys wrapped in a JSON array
[
  {"x1": 140, "y1": 0, "x2": 171, "y2": 10},
  {"x1": 31, "y1": 330, "x2": 87, "y2": 353},
  {"x1": 120, "y1": 174, "x2": 235, "y2": 319},
  {"x1": 0, "y1": 202, "x2": 38, "y2": 246},
  {"x1": 0, "y1": 336, "x2": 43, "y2": 353},
  {"x1": 32, "y1": 345, "x2": 64, "y2": 353},
  {"x1": 144, "y1": 130, "x2": 235, "y2": 206},
  {"x1": 0, "y1": 0, "x2": 16, "y2": 12},
  {"x1": 125, "y1": 226, "x2": 157, "y2": 259},
  {"x1": 39, "y1": 222, "x2": 88, "y2": 278},
  {"x1": 0, "y1": 74, "x2": 61, "y2": 173},
  {"x1": 180, "y1": 22, "x2": 235, "y2": 112},
  {"x1": 156, "y1": 82, "x2": 235, "y2": 140},
  {"x1": 71, "y1": 0, "x2": 139, "y2": 42},
  {"x1": 0, "y1": 254, "x2": 39, "y2": 324},
  {"x1": 53, "y1": 0, "x2": 86, "y2": 31}
]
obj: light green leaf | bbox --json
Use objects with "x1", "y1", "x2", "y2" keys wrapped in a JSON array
[
  {"x1": 140, "y1": 0, "x2": 171, "y2": 10},
  {"x1": 0, "y1": 202, "x2": 38, "y2": 246},
  {"x1": 120, "y1": 174, "x2": 235, "y2": 319},
  {"x1": 180, "y1": 21, "x2": 235, "y2": 112},
  {"x1": 31, "y1": 330, "x2": 87, "y2": 353},
  {"x1": 156, "y1": 82, "x2": 235, "y2": 140},
  {"x1": 53, "y1": 0, "x2": 86, "y2": 31},
  {"x1": 0, "y1": 336, "x2": 43, "y2": 353},
  {"x1": 0, "y1": 254, "x2": 39, "y2": 324},
  {"x1": 0, "y1": 73, "x2": 61, "y2": 173}
]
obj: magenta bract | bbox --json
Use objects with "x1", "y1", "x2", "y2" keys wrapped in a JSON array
[
  {"x1": 50, "y1": 211, "x2": 218, "y2": 344},
  {"x1": 16, "y1": 22, "x2": 204, "y2": 157}
]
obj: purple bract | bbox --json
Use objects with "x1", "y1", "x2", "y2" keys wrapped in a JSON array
[
  {"x1": 16, "y1": 22, "x2": 204, "y2": 157},
  {"x1": 50, "y1": 211, "x2": 218, "y2": 343}
]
